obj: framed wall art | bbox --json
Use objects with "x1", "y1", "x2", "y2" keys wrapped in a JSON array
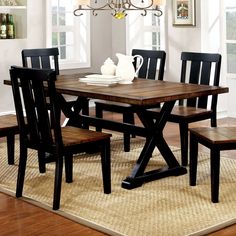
[{"x1": 172, "y1": 0, "x2": 196, "y2": 26}]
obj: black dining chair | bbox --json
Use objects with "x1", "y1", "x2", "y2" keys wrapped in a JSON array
[
  {"x1": 21, "y1": 47, "x2": 91, "y2": 172},
  {"x1": 189, "y1": 126, "x2": 236, "y2": 203},
  {"x1": 148, "y1": 52, "x2": 222, "y2": 166},
  {"x1": 21, "y1": 48, "x2": 62, "y2": 172},
  {"x1": 95, "y1": 49, "x2": 166, "y2": 152},
  {"x1": 10, "y1": 66, "x2": 112, "y2": 210}
]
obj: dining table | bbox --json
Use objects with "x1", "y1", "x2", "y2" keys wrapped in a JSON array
[
  {"x1": 4, "y1": 74, "x2": 229, "y2": 190},
  {"x1": 51, "y1": 74, "x2": 228, "y2": 190}
]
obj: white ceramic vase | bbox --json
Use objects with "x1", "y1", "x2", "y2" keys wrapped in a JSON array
[{"x1": 101, "y1": 57, "x2": 117, "y2": 76}]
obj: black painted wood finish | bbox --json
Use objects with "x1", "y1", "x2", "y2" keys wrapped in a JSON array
[
  {"x1": 21, "y1": 47, "x2": 60, "y2": 74},
  {"x1": 10, "y1": 66, "x2": 111, "y2": 210}
]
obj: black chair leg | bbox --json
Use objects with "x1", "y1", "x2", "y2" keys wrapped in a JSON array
[
  {"x1": 123, "y1": 133, "x2": 130, "y2": 152},
  {"x1": 38, "y1": 150, "x2": 46, "y2": 173},
  {"x1": 95, "y1": 104, "x2": 103, "y2": 132},
  {"x1": 123, "y1": 112, "x2": 135, "y2": 152},
  {"x1": 16, "y1": 144, "x2": 27, "y2": 198},
  {"x1": 189, "y1": 132, "x2": 198, "y2": 186},
  {"x1": 128, "y1": 113, "x2": 136, "y2": 138},
  {"x1": 180, "y1": 123, "x2": 189, "y2": 166},
  {"x1": 81, "y1": 99, "x2": 90, "y2": 129},
  {"x1": 53, "y1": 157, "x2": 63, "y2": 210},
  {"x1": 211, "y1": 116, "x2": 217, "y2": 127},
  {"x1": 101, "y1": 140, "x2": 111, "y2": 194},
  {"x1": 7, "y1": 133, "x2": 15, "y2": 165},
  {"x1": 210, "y1": 148, "x2": 220, "y2": 203},
  {"x1": 65, "y1": 154, "x2": 73, "y2": 183}
]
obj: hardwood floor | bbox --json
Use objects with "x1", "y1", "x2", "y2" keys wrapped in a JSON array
[
  {"x1": 0, "y1": 112, "x2": 236, "y2": 235},
  {"x1": 0, "y1": 193, "x2": 106, "y2": 236}
]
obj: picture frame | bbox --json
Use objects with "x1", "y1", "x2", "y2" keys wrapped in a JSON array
[{"x1": 172, "y1": 0, "x2": 196, "y2": 26}]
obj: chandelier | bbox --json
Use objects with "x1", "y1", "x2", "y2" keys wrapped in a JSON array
[{"x1": 74, "y1": 0, "x2": 165, "y2": 20}]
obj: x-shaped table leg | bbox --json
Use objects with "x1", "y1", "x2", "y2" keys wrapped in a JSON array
[{"x1": 122, "y1": 101, "x2": 187, "y2": 189}]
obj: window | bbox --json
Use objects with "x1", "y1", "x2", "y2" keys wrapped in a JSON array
[
  {"x1": 225, "y1": 0, "x2": 236, "y2": 75},
  {"x1": 126, "y1": 10, "x2": 166, "y2": 54},
  {"x1": 46, "y1": 0, "x2": 90, "y2": 70}
]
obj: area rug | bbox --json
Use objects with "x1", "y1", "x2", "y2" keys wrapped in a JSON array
[{"x1": 0, "y1": 135, "x2": 236, "y2": 236}]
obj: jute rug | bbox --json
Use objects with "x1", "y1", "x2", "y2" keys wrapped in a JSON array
[{"x1": 0, "y1": 135, "x2": 236, "y2": 236}]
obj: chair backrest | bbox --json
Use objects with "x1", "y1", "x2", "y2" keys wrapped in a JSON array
[
  {"x1": 180, "y1": 52, "x2": 222, "y2": 109},
  {"x1": 21, "y1": 48, "x2": 59, "y2": 75},
  {"x1": 132, "y1": 49, "x2": 166, "y2": 80},
  {"x1": 9, "y1": 66, "x2": 61, "y2": 151}
]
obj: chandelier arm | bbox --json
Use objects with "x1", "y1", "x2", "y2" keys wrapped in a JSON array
[
  {"x1": 108, "y1": 1, "x2": 117, "y2": 10},
  {"x1": 74, "y1": 2, "x2": 111, "y2": 12},
  {"x1": 154, "y1": 12, "x2": 163, "y2": 17},
  {"x1": 140, "y1": 10, "x2": 147, "y2": 16},
  {"x1": 154, "y1": 9, "x2": 163, "y2": 17},
  {"x1": 92, "y1": 10, "x2": 98, "y2": 16},
  {"x1": 73, "y1": 8, "x2": 84, "y2": 16}
]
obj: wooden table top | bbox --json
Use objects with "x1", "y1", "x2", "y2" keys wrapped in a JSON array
[{"x1": 55, "y1": 74, "x2": 229, "y2": 106}]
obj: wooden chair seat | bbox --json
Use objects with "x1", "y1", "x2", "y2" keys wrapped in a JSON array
[
  {"x1": 189, "y1": 127, "x2": 236, "y2": 144},
  {"x1": 189, "y1": 127, "x2": 236, "y2": 203},
  {"x1": 149, "y1": 106, "x2": 213, "y2": 120},
  {"x1": 61, "y1": 126, "x2": 111, "y2": 146},
  {"x1": 0, "y1": 114, "x2": 18, "y2": 132},
  {"x1": 169, "y1": 106, "x2": 213, "y2": 119},
  {"x1": 0, "y1": 114, "x2": 19, "y2": 165}
]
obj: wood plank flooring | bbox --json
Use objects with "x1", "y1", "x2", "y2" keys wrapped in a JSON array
[{"x1": 0, "y1": 112, "x2": 236, "y2": 235}]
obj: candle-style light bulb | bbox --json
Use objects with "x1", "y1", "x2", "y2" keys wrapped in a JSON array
[
  {"x1": 77, "y1": 0, "x2": 90, "y2": 5},
  {"x1": 153, "y1": 0, "x2": 166, "y2": 6}
]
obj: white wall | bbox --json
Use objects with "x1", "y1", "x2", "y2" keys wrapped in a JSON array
[
  {"x1": 200, "y1": 0, "x2": 228, "y2": 117},
  {"x1": 111, "y1": 18, "x2": 126, "y2": 64},
  {"x1": 164, "y1": 0, "x2": 201, "y2": 82}
]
